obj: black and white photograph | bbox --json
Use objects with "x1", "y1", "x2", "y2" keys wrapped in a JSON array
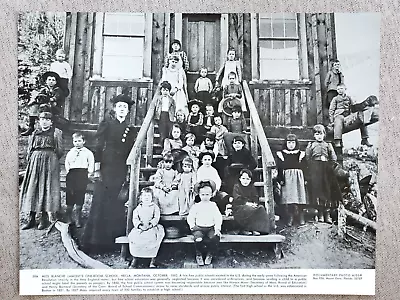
[{"x1": 18, "y1": 12, "x2": 379, "y2": 293}]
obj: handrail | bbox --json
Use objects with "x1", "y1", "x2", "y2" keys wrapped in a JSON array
[
  {"x1": 242, "y1": 80, "x2": 275, "y2": 167},
  {"x1": 125, "y1": 85, "x2": 160, "y2": 238},
  {"x1": 242, "y1": 80, "x2": 276, "y2": 233}
]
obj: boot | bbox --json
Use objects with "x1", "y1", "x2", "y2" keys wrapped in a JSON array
[
  {"x1": 37, "y1": 212, "x2": 49, "y2": 230},
  {"x1": 361, "y1": 138, "x2": 372, "y2": 147},
  {"x1": 324, "y1": 209, "x2": 333, "y2": 224},
  {"x1": 65, "y1": 205, "x2": 73, "y2": 224},
  {"x1": 204, "y1": 252, "x2": 213, "y2": 265},
  {"x1": 317, "y1": 208, "x2": 324, "y2": 223},
  {"x1": 149, "y1": 258, "x2": 157, "y2": 268},
  {"x1": 334, "y1": 139, "x2": 342, "y2": 148},
  {"x1": 21, "y1": 211, "x2": 36, "y2": 230},
  {"x1": 298, "y1": 208, "x2": 305, "y2": 225},
  {"x1": 128, "y1": 257, "x2": 137, "y2": 269},
  {"x1": 75, "y1": 205, "x2": 83, "y2": 228},
  {"x1": 20, "y1": 116, "x2": 36, "y2": 136},
  {"x1": 48, "y1": 212, "x2": 57, "y2": 223},
  {"x1": 195, "y1": 251, "x2": 204, "y2": 266}
]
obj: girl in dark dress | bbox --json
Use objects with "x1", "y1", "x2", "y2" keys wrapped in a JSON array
[
  {"x1": 305, "y1": 124, "x2": 342, "y2": 224},
  {"x1": 81, "y1": 94, "x2": 136, "y2": 253},
  {"x1": 231, "y1": 169, "x2": 270, "y2": 235}
]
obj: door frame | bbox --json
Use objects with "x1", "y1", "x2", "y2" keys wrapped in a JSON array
[{"x1": 175, "y1": 13, "x2": 229, "y2": 69}]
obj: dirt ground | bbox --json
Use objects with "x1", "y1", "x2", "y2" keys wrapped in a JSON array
[{"x1": 19, "y1": 136, "x2": 376, "y2": 270}]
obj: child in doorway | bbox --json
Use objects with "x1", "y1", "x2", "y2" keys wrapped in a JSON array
[
  {"x1": 50, "y1": 49, "x2": 72, "y2": 98},
  {"x1": 154, "y1": 81, "x2": 176, "y2": 145},
  {"x1": 276, "y1": 134, "x2": 308, "y2": 226},
  {"x1": 194, "y1": 67, "x2": 214, "y2": 110},
  {"x1": 128, "y1": 187, "x2": 165, "y2": 268},
  {"x1": 162, "y1": 124, "x2": 183, "y2": 156},
  {"x1": 177, "y1": 157, "x2": 197, "y2": 215},
  {"x1": 64, "y1": 132, "x2": 95, "y2": 227},
  {"x1": 305, "y1": 124, "x2": 342, "y2": 223},
  {"x1": 182, "y1": 133, "x2": 200, "y2": 170},
  {"x1": 151, "y1": 152, "x2": 180, "y2": 215},
  {"x1": 20, "y1": 111, "x2": 63, "y2": 230},
  {"x1": 187, "y1": 180, "x2": 222, "y2": 266}
]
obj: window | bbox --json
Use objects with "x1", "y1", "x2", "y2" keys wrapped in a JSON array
[
  {"x1": 258, "y1": 13, "x2": 300, "y2": 80},
  {"x1": 102, "y1": 13, "x2": 146, "y2": 79}
]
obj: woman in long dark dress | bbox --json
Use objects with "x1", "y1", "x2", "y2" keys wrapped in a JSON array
[
  {"x1": 81, "y1": 94, "x2": 136, "y2": 253},
  {"x1": 231, "y1": 169, "x2": 270, "y2": 235}
]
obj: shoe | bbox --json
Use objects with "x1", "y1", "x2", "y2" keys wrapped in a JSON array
[
  {"x1": 298, "y1": 210, "x2": 306, "y2": 226},
  {"x1": 195, "y1": 237, "x2": 203, "y2": 242},
  {"x1": 204, "y1": 253, "x2": 213, "y2": 265},
  {"x1": 65, "y1": 205, "x2": 73, "y2": 224},
  {"x1": 48, "y1": 212, "x2": 57, "y2": 223},
  {"x1": 128, "y1": 257, "x2": 137, "y2": 269},
  {"x1": 317, "y1": 209, "x2": 324, "y2": 223},
  {"x1": 37, "y1": 214, "x2": 49, "y2": 230},
  {"x1": 334, "y1": 139, "x2": 342, "y2": 148},
  {"x1": 21, "y1": 212, "x2": 36, "y2": 230},
  {"x1": 75, "y1": 205, "x2": 83, "y2": 228},
  {"x1": 361, "y1": 138, "x2": 372, "y2": 147},
  {"x1": 196, "y1": 253, "x2": 204, "y2": 266},
  {"x1": 241, "y1": 230, "x2": 252, "y2": 235},
  {"x1": 252, "y1": 231, "x2": 261, "y2": 236},
  {"x1": 149, "y1": 258, "x2": 157, "y2": 268},
  {"x1": 324, "y1": 209, "x2": 333, "y2": 224}
]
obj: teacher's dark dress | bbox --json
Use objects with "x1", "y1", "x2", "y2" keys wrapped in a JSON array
[{"x1": 81, "y1": 117, "x2": 136, "y2": 253}]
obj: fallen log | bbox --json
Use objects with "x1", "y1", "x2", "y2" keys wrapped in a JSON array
[
  {"x1": 344, "y1": 209, "x2": 377, "y2": 231},
  {"x1": 54, "y1": 221, "x2": 111, "y2": 269}
]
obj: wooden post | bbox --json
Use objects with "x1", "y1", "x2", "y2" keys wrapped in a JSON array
[
  {"x1": 146, "y1": 120, "x2": 154, "y2": 166},
  {"x1": 143, "y1": 13, "x2": 153, "y2": 78},
  {"x1": 92, "y1": 13, "x2": 104, "y2": 78},
  {"x1": 263, "y1": 166, "x2": 275, "y2": 233},
  {"x1": 250, "y1": 117, "x2": 258, "y2": 162},
  {"x1": 174, "y1": 13, "x2": 182, "y2": 41},
  {"x1": 81, "y1": 13, "x2": 94, "y2": 123},
  {"x1": 250, "y1": 13, "x2": 258, "y2": 81},
  {"x1": 220, "y1": 14, "x2": 229, "y2": 68}
]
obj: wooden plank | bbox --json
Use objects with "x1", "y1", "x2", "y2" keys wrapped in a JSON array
[
  {"x1": 65, "y1": 13, "x2": 78, "y2": 120},
  {"x1": 263, "y1": 167, "x2": 275, "y2": 233},
  {"x1": 250, "y1": 117, "x2": 258, "y2": 162},
  {"x1": 174, "y1": 13, "x2": 182, "y2": 41},
  {"x1": 220, "y1": 14, "x2": 229, "y2": 68},
  {"x1": 300, "y1": 89, "x2": 308, "y2": 126},
  {"x1": 250, "y1": 13, "x2": 258, "y2": 80},
  {"x1": 81, "y1": 13, "x2": 94, "y2": 123},
  {"x1": 249, "y1": 81, "x2": 312, "y2": 89},
  {"x1": 70, "y1": 13, "x2": 87, "y2": 121},
  {"x1": 89, "y1": 86, "x2": 100, "y2": 123},
  {"x1": 143, "y1": 13, "x2": 153, "y2": 78},
  {"x1": 277, "y1": 89, "x2": 285, "y2": 126},
  {"x1": 263, "y1": 89, "x2": 271, "y2": 126},
  {"x1": 116, "y1": 234, "x2": 286, "y2": 244},
  {"x1": 198, "y1": 21, "x2": 205, "y2": 68},
  {"x1": 317, "y1": 13, "x2": 328, "y2": 124},
  {"x1": 311, "y1": 14, "x2": 322, "y2": 124},
  {"x1": 146, "y1": 119, "x2": 154, "y2": 166},
  {"x1": 243, "y1": 13, "x2": 252, "y2": 81},
  {"x1": 129, "y1": 86, "x2": 138, "y2": 125},
  {"x1": 63, "y1": 13, "x2": 72, "y2": 55},
  {"x1": 285, "y1": 88, "x2": 291, "y2": 125},
  {"x1": 90, "y1": 79, "x2": 153, "y2": 88},
  {"x1": 105, "y1": 86, "x2": 117, "y2": 119},
  {"x1": 291, "y1": 89, "x2": 299, "y2": 126},
  {"x1": 92, "y1": 13, "x2": 104, "y2": 78},
  {"x1": 164, "y1": 13, "x2": 171, "y2": 59},
  {"x1": 152, "y1": 14, "x2": 166, "y2": 85},
  {"x1": 298, "y1": 13, "x2": 309, "y2": 79},
  {"x1": 269, "y1": 88, "x2": 276, "y2": 126}
]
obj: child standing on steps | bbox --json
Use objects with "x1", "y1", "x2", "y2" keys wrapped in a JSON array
[
  {"x1": 195, "y1": 67, "x2": 213, "y2": 109},
  {"x1": 305, "y1": 124, "x2": 342, "y2": 223},
  {"x1": 182, "y1": 133, "x2": 200, "y2": 170},
  {"x1": 20, "y1": 111, "x2": 63, "y2": 230},
  {"x1": 128, "y1": 187, "x2": 165, "y2": 268},
  {"x1": 151, "y1": 152, "x2": 180, "y2": 215},
  {"x1": 175, "y1": 109, "x2": 188, "y2": 139},
  {"x1": 50, "y1": 49, "x2": 72, "y2": 98},
  {"x1": 276, "y1": 134, "x2": 308, "y2": 226},
  {"x1": 187, "y1": 99, "x2": 204, "y2": 144},
  {"x1": 187, "y1": 180, "x2": 222, "y2": 266},
  {"x1": 64, "y1": 132, "x2": 95, "y2": 227},
  {"x1": 177, "y1": 157, "x2": 197, "y2": 216},
  {"x1": 154, "y1": 81, "x2": 176, "y2": 145}
]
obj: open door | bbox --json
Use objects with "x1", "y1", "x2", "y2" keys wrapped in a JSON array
[{"x1": 182, "y1": 14, "x2": 222, "y2": 99}]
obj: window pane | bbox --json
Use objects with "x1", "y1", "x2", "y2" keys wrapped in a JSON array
[
  {"x1": 103, "y1": 36, "x2": 144, "y2": 57},
  {"x1": 259, "y1": 16, "x2": 272, "y2": 37},
  {"x1": 273, "y1": 41, "x2": 285, "y2": 49},
  {"x1": 104, "y1": 13, "x2": 145, "y2": 36},
  {"x1": 260, "y1": 59, "x2": 299, "y2": 80},
  {"x1": 272, "y1": 17, "x2": 284, "y2": 37},
  {"x1": 285, "y1": 18, "x2": 297, "y2": 37},
  {"x1": 102, "y1": 56, "x2": 143, "y2": 79},
  {"x1": 102, "y1": 37, "x2": 144, "y2": 79}
]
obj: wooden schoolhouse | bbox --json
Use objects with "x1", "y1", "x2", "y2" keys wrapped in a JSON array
[{"x1": 62, "y1": 13, "x2": 338, "y2": 251}]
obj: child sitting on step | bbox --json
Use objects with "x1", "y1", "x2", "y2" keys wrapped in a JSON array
[
  {"x1": 187, "y1": 180, "x2": 222, "y2": 266},
  {"x1": 128, "y1": 187, "x2": 165, "y2": 268},
  {"x1": 151, "y1": 152, "x2": 180, "y2": 215},
  {"x1": 175, "y1": 109, "x2": 188, "y2": 139},
  {"x1": 182, "y1": 133, "x2": 200, "y2": 170},
  {"x1": 162, "y1": 124, "x2": 183, "y2": 156},
  {"x1": 64, "y1": 132, "x2": 95, "y2": 227}
]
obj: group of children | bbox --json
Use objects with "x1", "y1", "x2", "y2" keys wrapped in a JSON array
[{"x1": 19, "y1": 41, "x2": 376, "y2": 267}]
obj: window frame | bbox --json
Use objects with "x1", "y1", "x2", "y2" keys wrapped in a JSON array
[
  {"x1": 92, "y1": 12, "x2": 152, "y2": 80},
  {"x1": 251, "y1": 13, "x2": 309, "y2": 83}
]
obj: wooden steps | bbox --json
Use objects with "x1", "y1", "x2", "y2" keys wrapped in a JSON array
[{"x1": 115, "y1": 234, "x2": 285, "y2": 244}]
